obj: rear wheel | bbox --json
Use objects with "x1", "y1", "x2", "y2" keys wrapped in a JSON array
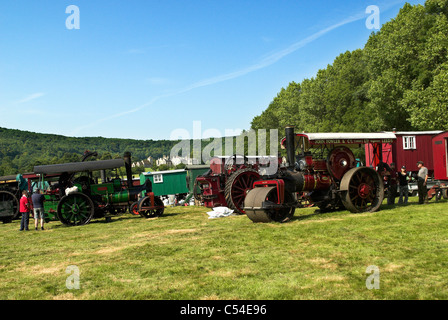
[
  {"x1": 340, "y1": 167, "x2": 384, "y2": 213},
  {"x1": 225, "y1": 168, "x2": 260, "y2": 214},
  {"x1": 57, "y1": 192, "x2": 94, "y2": 226},
  {"x1": 0, "y1": 191, "x2": 19, "y2": 220}
]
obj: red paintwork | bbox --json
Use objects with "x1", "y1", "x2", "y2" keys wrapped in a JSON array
[
  {"x1": 253, "y1": 179, "x2": 285, "y2": 204},
  {"x1": 432, "y1": 132, "x2": 448, "y2": 180},
  {"x1": 365, "y1": 131, "x2": 448, "y2": 176}
]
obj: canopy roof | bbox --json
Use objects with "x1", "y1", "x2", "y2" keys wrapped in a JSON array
[
  {"x1": 281, "y1": 132, "x2": 396, "y2": 149},
  {"x1": 34, "y1": 159, "x2": 125, "y2": 175},
  {"x1": 300, "y1": 132, "x2": 396, "y2": 145}
]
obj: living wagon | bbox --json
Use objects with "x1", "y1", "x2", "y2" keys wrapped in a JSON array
[
  {"x1": 140, "y1": 169, "x2": 188, "y2": 197},
  {"x1": 365, "y1": 130, "x2": 448, "y2": 199}
]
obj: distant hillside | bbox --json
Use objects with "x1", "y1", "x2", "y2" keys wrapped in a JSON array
[{"x1": 0, "y1": 127, "x2": 180, "y2": 175}]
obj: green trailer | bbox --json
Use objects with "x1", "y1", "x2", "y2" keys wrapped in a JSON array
[
  {"x1": 140, "y1": 165, "x2": 210, "y2": 204},
  {"x1": 140, "y1": 169, "x2": 189, "y2": 197},
  {"x1": 185, "y1": 165, "x2": 210, "y2": 193}
]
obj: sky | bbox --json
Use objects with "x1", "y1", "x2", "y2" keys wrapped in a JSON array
[{"x1": 0, "y1": 0, "x2": 426, "y2": 141}]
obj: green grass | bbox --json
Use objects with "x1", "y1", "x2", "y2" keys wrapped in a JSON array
[{"x1": 1, "y1": 196, "x2": 447, "y2": 300}]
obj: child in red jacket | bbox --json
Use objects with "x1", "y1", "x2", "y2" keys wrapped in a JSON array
[{"x1": 19, "y1": 190, "x2": 30, "y2": 231}]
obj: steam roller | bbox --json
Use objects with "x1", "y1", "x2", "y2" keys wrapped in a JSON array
[{"x1": 244, "y1": 126, "x2": 388, "y2": 223}]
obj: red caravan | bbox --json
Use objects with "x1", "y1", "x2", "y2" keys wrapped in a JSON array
[{"x1": 365, "y1": 130, "x2": 448, "y2": 199}]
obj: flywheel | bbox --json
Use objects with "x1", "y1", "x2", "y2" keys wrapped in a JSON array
[{"x1": 224, "y1": 168, "x2": 260, "y2": 214}]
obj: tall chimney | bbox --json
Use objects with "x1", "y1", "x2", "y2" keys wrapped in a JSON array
[
  {"x1": 285, "y1": 126, "x2": 296, "y2": 168},
  {"x1": 123, "y1": 152, "x2": 133, "y2": 189}
]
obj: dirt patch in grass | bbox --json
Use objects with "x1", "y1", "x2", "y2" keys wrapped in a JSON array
[
  {"x1": 95, "y1": 229, "x2": 200, "y2": 255},
  {"x1": 307, "y1": 257, "x2": 338, "y2": 270},
  {"x1": 299, "y1": 218, "x2": 344, "y2": 224},
  {"x1": 13, "y1": 262, "x2": 67, "y2": 276},
  {"x1": 131, "y1": 228, "x2": 199, "y2": 240},
  {"x1": 384, "y1": 263, "x2": 404, "y2": 272},
  {"x1": 315, "y1": 274, "x2": 348, "y2": 282}
]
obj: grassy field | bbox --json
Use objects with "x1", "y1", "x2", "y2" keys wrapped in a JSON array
[{"x1": 0, "y1": 196, "x2": 447, "y2": 300}]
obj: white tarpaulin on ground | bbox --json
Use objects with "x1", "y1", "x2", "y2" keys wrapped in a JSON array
[
  {"x1": 65, "y1": 186, "x2": 79, "y2": 195},
  {"x1": 206, "y1": 207, "x2": 234, "y2": 219}
]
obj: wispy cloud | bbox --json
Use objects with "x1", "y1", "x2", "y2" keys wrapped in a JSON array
[
  {"x1": 71, "y1": 5, "x2": 392, "y2": 136},
  {"x1": 175, "y1": 12, "x2": 366, "y2": 94},
  {"x1": 16, "y1": 92, "x2": 46, "y2": 104}
]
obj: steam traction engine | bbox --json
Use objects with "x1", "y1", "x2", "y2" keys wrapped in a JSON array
[
  {"x1": 194, "y1": 155, "x2": 271, "y2": 214},
  {"x1": 0, "y1": 151, "x2": 98, "y2": 223},
  {"x1": 33, "y1": 152, "x2": 164, "y2": 226},
  {"x1": 244, "y1": 127, "x2": 395, "y2": 222}
]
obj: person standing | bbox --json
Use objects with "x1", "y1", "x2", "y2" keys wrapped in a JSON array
[
  {"x1": 386, "y1": 163, "x2": 398, "y2": 205},
  {"x1": 31, "y1": 189, "x2": 46, "y2": 230},
  {"x1": 19, "y1": 190, "x2": 30, "y2": 231},
  {"x1": 417, "y1": 161, "x2": 428, "y2": 204},
  {"x1": 397, "y1": 166, "x2": 409, "y2": 204}
]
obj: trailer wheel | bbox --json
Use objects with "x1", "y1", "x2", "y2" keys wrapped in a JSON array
[
  {"x1": 129, "y1": 202, "x2": 140, "y2": 215},
  {"x1": 441, "y1": 184, "x2": 448, "y2": 199},
  {"x1": 138, "y1": 196, "x2": 164, "y2": 218},
  {"x1": 57, "y1": 192, "x2": 94, "y2": 226}
]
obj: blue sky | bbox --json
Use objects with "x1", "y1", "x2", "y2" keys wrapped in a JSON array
[{"x1": 0, "y1": 0, "x2": 425, "y2": 141}]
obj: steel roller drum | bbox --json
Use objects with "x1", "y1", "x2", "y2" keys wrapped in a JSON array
[{"x1": 244, "y1": 186, "x2": 276, "y2": 223}]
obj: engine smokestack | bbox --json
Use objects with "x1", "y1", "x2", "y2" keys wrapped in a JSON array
[
  {"x1": 123, "y1": 152, "x2": 133, "y2": 189},
  {"x1": 285, "y1": 126, "x2": 296, "y2": 168}
]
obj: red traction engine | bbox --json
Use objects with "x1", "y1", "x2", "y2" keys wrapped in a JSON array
[
  {"x1": 194, "y1": 155, "x2": 265, "y2": 214},
  {"x1": 244, "y1": 126, "x2": 387, "y2": 223}
]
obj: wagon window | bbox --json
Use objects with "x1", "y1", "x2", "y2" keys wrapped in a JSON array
[
  {"x1": 403, "y1": 136, "x2": 416, "y2": 150},
  {"x1": 153, "y1": 174, "x2": 163, "y2": 183}
]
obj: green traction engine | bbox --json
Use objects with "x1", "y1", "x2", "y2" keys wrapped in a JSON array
[{"x1": 33, "y1": 152, "x2": 164, "y2": 226}]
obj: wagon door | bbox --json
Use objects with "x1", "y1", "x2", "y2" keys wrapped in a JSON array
[{"x1": 432, "y1": 132, "x2": 448, "y2": 180}]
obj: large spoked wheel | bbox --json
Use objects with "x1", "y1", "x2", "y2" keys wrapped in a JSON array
[
  {"x1": 244, "y1": 187, "x2": 295, "y2": 223},
  {"x1": 225, "y1": 168, "x2": 260, "y2": 214},
  {"x1": 57, "y1": 192, "x2": 94, "y2": 226},
  {"x1": 340, "y1": 167, "x2": 384, "y2": 213},
  {"x1": 138, "y1": 196, "x2": 164, "y2": 218},
  {"x1": 0, "y1": 191, "x2": 19, "y2": 219}
]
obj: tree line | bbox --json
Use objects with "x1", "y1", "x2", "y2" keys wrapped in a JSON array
[
  {"x1": 0, "y1": 127, "x2": 181, "y2": 176},
  {"x1": 251, "y1": 0, "x2": 448, "y2": 135}
]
